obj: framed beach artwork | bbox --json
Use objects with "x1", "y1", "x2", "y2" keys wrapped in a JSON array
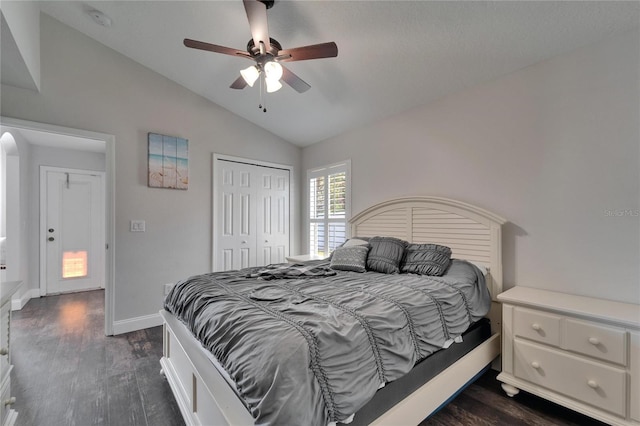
[{"x1": 148, "y1": 133, "x2": 189, "y2": 190}]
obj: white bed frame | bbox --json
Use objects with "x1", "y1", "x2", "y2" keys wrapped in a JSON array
[{"x1": 160, "y1": 196, "x2": 506, "y2": 426}]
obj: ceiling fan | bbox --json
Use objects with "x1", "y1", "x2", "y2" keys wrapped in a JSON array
[{"x1": 184, "y1": 0, "x2": 338, "y2": 97}]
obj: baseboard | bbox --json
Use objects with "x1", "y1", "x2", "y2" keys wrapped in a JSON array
[
  {"x1": 11, "y1": 287, "x2": 39, "y2": 311},
  {"x1": 112, "y1": 312, "x2": 163, "y2": 335}
]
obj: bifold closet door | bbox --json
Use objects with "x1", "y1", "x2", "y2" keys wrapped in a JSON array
[
  {"x1": 215, "y1": 160, "x2": 290, "y2": 271},
  {"x1": 256, "y1": 167, "x2": 289, "y2": 266}
]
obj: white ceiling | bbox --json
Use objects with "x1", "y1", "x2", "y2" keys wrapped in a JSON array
[{"x1": 27, "y1": 1, "x2": 640, "y2": 146}]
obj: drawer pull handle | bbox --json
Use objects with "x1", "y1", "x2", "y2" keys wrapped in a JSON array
[
  {"x1": 4, "y1": 397, "x2": 15, "y2": 406},
  {"x1": 588, "y1": 337, "x2": 600, "y2": 345},
  {"x1": 587, "y1": 380, "x2": 599, "y2": 389},
  {"x1": 0, "y1": 347, "x2": 7, "y2": 356},
  {"x1": 531, "y1": 323, "x2": 541, "y2": 331},
  {"x1": 531, "y1": 361, "x2": 541, "y2": 369}
]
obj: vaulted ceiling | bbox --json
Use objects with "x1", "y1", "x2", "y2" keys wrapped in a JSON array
[{"x1": 8, "y1": 1, "x2": 640, "y2": 146}]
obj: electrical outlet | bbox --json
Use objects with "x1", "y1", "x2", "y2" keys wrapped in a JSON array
[{"x1": 164, "y1": 283, "x2": 174, "y2": 295}]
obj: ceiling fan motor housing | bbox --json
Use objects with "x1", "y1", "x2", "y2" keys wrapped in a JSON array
[
  {"x1": 258, "y1": 0, "x2": 275, "y2": 10},
  {"x1": 247, "y1": 38, "x2": 282, "y2": 61}
]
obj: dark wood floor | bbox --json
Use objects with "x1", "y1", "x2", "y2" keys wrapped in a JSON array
[
  {"x1": 424, "y1": 370, "x2": 606, "y2": 426},
  {"x1": 11, "y1": 290, "x2": 183, "y2": 426},
  {"x1": 12, "y1": 290, "x2": 607, "y2": 426}
]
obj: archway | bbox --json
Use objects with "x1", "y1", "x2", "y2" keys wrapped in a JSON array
[{"x1": 0, "y1": 131, "x2": 21, "y2": 283}]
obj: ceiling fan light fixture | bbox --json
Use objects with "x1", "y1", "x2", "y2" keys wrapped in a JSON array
[
  {"x1": 264, "y1": 61, "x2": 283, "y2": 81},
  {"x1": 265, "y1": 77, "x2": 282, "y2": 93},
  {"x1": 240, "y1": 65, "x2": 260, "y2": 87}
]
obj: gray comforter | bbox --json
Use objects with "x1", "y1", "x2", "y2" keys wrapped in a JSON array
[{"x1": 164, "y1": 259, "x2": 491, "y2": 426}]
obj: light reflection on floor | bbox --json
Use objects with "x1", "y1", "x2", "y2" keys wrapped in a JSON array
[{"x1": 59, "y1": 299, "x2": 88, "y2": 331}]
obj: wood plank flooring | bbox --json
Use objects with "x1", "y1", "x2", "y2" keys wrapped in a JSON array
[
  {"x1": 11, "y1": 290, "x2": 183, "y2": 426},
  {"x1": 12, "y1": 290, "x2": 608, "y2": 426}
]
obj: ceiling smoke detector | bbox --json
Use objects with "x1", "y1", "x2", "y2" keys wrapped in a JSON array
[{"x1": 87, "y1": 9, "x2": 112, "y2": 28}]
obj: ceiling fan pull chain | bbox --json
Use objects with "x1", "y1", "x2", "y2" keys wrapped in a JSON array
[
  {"x1": 263, "y1": 84, "x2": 267, "y2": 113},
  {"x1": 259, "y1": 75, "x2": 266, "y2": 113},
  {"x1": 258, "y1": 74, "x2": 264, "y2": 112}
]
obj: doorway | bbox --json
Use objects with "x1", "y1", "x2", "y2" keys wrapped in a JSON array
[
  {"x1": 40, "y1": 166, "x2": 105, "y2": 294},
  {"x1": 0, "y1": 116, "x2": 115, "y2": 335}
]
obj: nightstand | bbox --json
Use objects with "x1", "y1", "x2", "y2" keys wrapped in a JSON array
[
  {"x1": 497, "y1": 286, "x2": 640, "y2": 426},
  {"x1": 285, "y1": 254, "x2": 327, "y2": 263}
]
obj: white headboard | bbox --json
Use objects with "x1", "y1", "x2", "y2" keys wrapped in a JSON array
[{"x1": 350, "y1": 196, "x2": 507, "y2": 300}]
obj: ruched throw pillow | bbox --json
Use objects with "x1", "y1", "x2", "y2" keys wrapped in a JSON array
[
  {"x1": 366, "y1": 237, "x2": 407, "y2": 274},
  {"x1": 401, "y1": 243, "x2": 452, "y2": 276},
  {"x1": 330, "y1": 245, "x2": 370, "y2": 273}
]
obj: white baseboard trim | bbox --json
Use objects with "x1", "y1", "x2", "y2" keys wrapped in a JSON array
[
  {"x1": 11, "y1": 288, "x2": 39, "y2": 311},
  {"x1": 112, "y1": 313, "x2": 163, "y2": 335}
]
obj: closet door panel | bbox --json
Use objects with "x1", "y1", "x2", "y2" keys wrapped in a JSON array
[
  {"x1": 257, "y1": 167, "x2": 289, "y2": 266},
  {"x1": 216, "y1": 162, "x2": 256, "y2": 271}
]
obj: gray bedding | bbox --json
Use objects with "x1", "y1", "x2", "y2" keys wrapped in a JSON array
[{"x1": 164, "y1": 259, "x2": 491, "y2": 426}]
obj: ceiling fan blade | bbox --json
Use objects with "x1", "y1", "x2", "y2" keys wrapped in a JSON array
[
  {"x1": 230, "y1": 75, "x2": 248, "y2": 90},
  {"x1": 278, "y1": 42, "x2": 338, "y2": 62},
  {"x1": 184, "y1": 38, "x2": 252, "y2": 59},
  {"x1": 281, "y1": 65, "x2": 311, "y2": 93},
  {"x1": 243, "y1": 0, "x2": 271, "y2": 52}
]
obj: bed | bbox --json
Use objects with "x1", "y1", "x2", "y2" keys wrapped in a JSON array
[{"x1": 160, "y1": 196, "x2": 506, "y2": 425}]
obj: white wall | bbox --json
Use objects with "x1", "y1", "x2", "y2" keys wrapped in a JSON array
[
  {"x1": 1, "y1": 14, "x2": 301, "y2": 328},
  {"x1": 303, "y1": 30, "x2": 640, "y2": 304}
]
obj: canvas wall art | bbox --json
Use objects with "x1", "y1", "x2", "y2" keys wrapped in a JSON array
[{"x1": 148, "y1": 133, "x2": 189, "y2": 189}]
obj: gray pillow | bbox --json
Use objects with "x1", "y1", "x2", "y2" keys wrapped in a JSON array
[
  {"x1": 330, "y1": 245, "x2": 370, "y2": 273},
  {"x1": 328, "y1": 236, "x2": 371, "y2": 260},
  {"x1": 401, "y1": 243, "x2": 452, "y2": 276},
  {"x1": 366, "y1": 237, "x2": 407, "y2": 274}
]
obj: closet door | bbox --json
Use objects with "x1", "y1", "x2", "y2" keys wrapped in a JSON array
[
  {"x1": 215, "y1": 159, "x2": 290, "y2": 271},
  {"x1": 256, "y1": 168, "x2": 290, "y2": 266},
  {"x1": 216, "y1": 161, "x2": 257, "y2": 271}
]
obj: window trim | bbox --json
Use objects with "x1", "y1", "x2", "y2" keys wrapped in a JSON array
[{"x1": 306, "y1": 159, "x2": 351, "y2": 256}]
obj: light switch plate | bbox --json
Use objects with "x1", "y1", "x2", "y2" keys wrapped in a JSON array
[{"x1": 130, "y1": 220, "x2": 146, "y2": 232}]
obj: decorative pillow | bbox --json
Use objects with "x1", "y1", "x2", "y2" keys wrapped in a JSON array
[
  {"x1": 401, "y1": 243, "x2": 452, "y2": 276},
  {"x1": 366, "y1": 237, "x2": 407, "y2": 274},
  {"x1": 330, "y1": 245, "x2": 370, "y2": 273},
  {"x1": 343, "y1": 238, "x2": 370, "y2": 248},
  {"x1": 328, "y1": 237, "x2": 371, "y2": 259}
]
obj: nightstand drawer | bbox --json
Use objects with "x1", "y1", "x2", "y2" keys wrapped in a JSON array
[
  {"x1": 565, "y1": 318, "x2": 627, "y2": 366},
  {"x1": 0, "y1": 303, "x2": 9, "y2": 383},
  {"x1": 514, "y1": 339, "x2": 626, "y2": 417},
  {"x1": 0, "y1": 373, "x2": 10, "y2": 426},
  {"x1": 513, "y1": 307, "x2": 562, "y2": 347}
]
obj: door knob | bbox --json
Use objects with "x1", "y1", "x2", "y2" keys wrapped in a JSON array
[{"x1": 48, "y1": 237, "x2": 55, "y2": 242}]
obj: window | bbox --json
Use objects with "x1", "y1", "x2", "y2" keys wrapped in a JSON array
[{"x1": 308, "y1": 160, "x2": 350, "y2": 257}]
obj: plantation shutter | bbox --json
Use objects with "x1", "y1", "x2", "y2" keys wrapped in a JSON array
[{"x1": 308, "y1": 161, "x2": 351, "y2": 257}]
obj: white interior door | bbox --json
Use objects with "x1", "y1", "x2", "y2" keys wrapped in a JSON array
[
  {"x1": 215, "y1": 159, "x2": 290, "y2": 271},
  {"x1": 42, "y1": 167, "x2": 105, "y2": 294},
  {"x1": 257, "y1": 168, "x2": 289, "y2": 266},
  {"x1": 217, "y1": 161, "x2": 257, "y2": 271}
]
